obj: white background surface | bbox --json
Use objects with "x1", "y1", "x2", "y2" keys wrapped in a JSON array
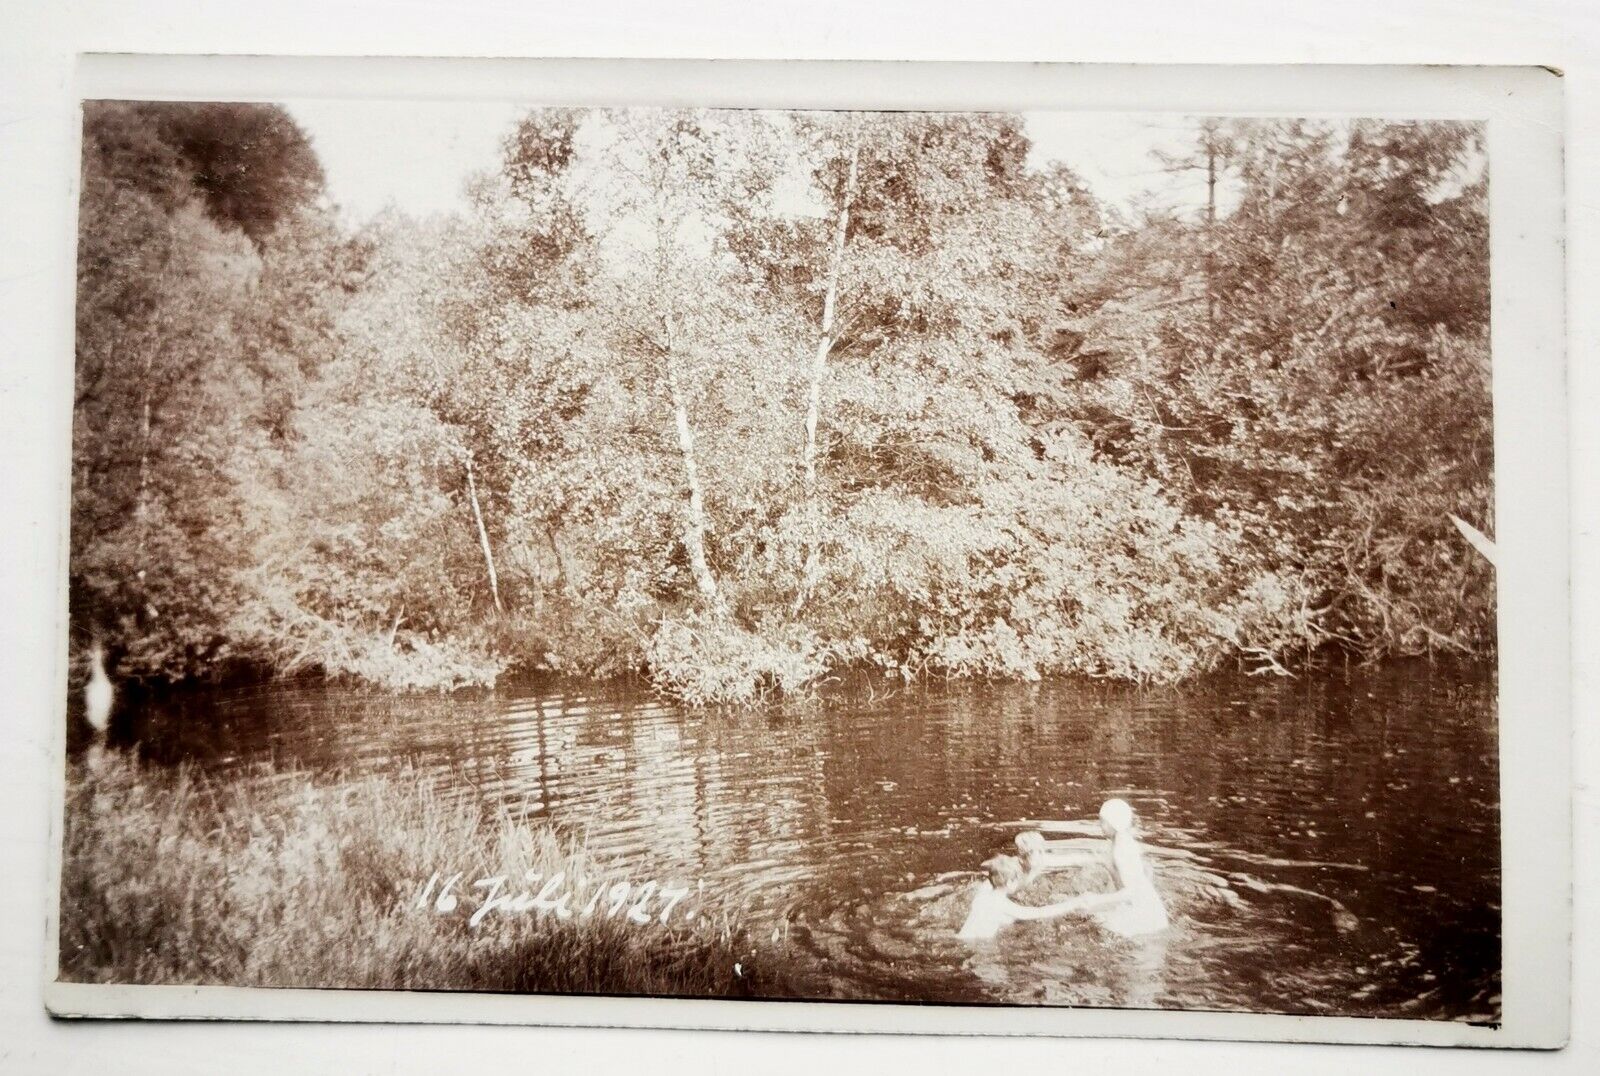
[{"x1": 1, "y1": 2, "x2": 1595, "y2": 1072}]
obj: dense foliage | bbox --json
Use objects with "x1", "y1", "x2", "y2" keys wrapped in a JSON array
[{"x1": 71, "y1": 104, "x2": 1493, "y2": 700}]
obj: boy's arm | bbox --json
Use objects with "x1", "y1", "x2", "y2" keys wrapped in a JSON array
[
  {"x1": 1021, "y1": 820, "x2": 1103, "y2": 836},
  {"x1": 1033, "y1": 848, "x2": 1102, "y2": 872},
  {"x1": 1065, "y1": 889, "x2": 1130, "y2": 913},
  {"x1": 1006, "y1": 891, "x2": 1121, "y2": 921}
]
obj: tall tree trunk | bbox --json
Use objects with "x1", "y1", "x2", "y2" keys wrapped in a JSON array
[
  {"x1": 465, "y1": 455, "x2": 503, "y2": 614},
  {"x1": 661, "y1": 317, "x2": 720, "y2": 605},
  {"x1": 544, "y1": 525, "x2": 570, "y2": 593},
  {"x1": 794, "y1": 140, "x2": 860, "y2": 613},
  {"x1": 635, "y1": 120, "x2": 721, "y2": 610}
]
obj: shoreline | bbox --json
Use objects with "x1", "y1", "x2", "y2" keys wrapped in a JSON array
[{"x1": 71, "y1": 646, "x2": 1502, "y2": 715}]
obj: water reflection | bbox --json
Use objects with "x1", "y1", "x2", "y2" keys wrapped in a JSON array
[{"x1": 114, "y1": 660, "x2": 1499, "y2": 1021}]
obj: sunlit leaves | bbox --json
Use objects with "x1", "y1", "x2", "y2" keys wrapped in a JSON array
[{"x1": 71, "y1": 106, "x2": 1494, "y2": 696}]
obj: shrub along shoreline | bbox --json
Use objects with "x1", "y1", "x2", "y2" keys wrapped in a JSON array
[{"x1": 58, "y1": 751, "x2": 787, "y2": 997}]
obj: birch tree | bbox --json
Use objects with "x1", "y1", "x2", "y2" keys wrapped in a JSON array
[
  {"x1": 792, "y1": 119, "x2": 859, "y2": 612},
  {"x1": 603, "y1": 110, "x2": 735, "y2": 607}
]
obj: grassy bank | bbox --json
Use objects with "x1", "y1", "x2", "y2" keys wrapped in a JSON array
[{"x1": 59, "y1": 750, "x2": 785, "y2": 997}]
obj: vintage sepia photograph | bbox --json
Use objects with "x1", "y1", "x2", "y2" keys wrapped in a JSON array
[{"x1": 50, "y1": 61, "x2": 1545, "y2": 1040}]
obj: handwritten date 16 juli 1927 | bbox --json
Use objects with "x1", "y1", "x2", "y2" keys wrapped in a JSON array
[{"x1": 415, "y1": 870, "x2": 696, "y2": 930}]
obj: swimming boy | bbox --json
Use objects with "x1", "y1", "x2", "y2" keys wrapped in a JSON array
[
  {"x1": 956, "y1": 853, "x2": 1099, "y2": 940},
  {"x1": 1068, "y1": 798, "x2": 1171, "y2": 937}
]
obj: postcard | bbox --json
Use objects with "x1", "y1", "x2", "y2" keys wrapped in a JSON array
[{"x1": 45, "y1": 56, "x2": 1569, "y2": 1048}]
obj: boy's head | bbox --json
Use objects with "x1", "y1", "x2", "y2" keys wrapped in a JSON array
[
  {"x1": 1099, "y1": 797, "x2": 1135, "y2": 836},
  {"x1": 1014, "y1": 830, "x2": 1046, "y2": 866},
  {"x1": 981, "y1": 854, "x2": 1025, "y2": 891}
]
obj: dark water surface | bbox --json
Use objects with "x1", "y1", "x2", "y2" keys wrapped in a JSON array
[{"x1": 118, "y1": 660, "x2": 1499, "y2": 1020}]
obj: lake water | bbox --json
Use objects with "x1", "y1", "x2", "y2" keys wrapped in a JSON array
[{"x1": 110, "y1": 660, "x2": 1500, "y2": 1021}]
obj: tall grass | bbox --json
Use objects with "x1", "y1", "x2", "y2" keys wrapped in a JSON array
[{"x1": 59, "y1": 751, "x2": 785, "y2": 997}]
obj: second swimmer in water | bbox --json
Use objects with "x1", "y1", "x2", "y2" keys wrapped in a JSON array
[{"x1": 957, "y1": 854, "x2": 1103, "y2": 940}]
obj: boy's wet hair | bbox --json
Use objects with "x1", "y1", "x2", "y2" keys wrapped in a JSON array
[
  {"x1": 1014, "y1": 831, "x2": 1046, "y2": 857},
  {"x1": 981, "y1": 854, "x2": 1024, "y2": 889}
]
